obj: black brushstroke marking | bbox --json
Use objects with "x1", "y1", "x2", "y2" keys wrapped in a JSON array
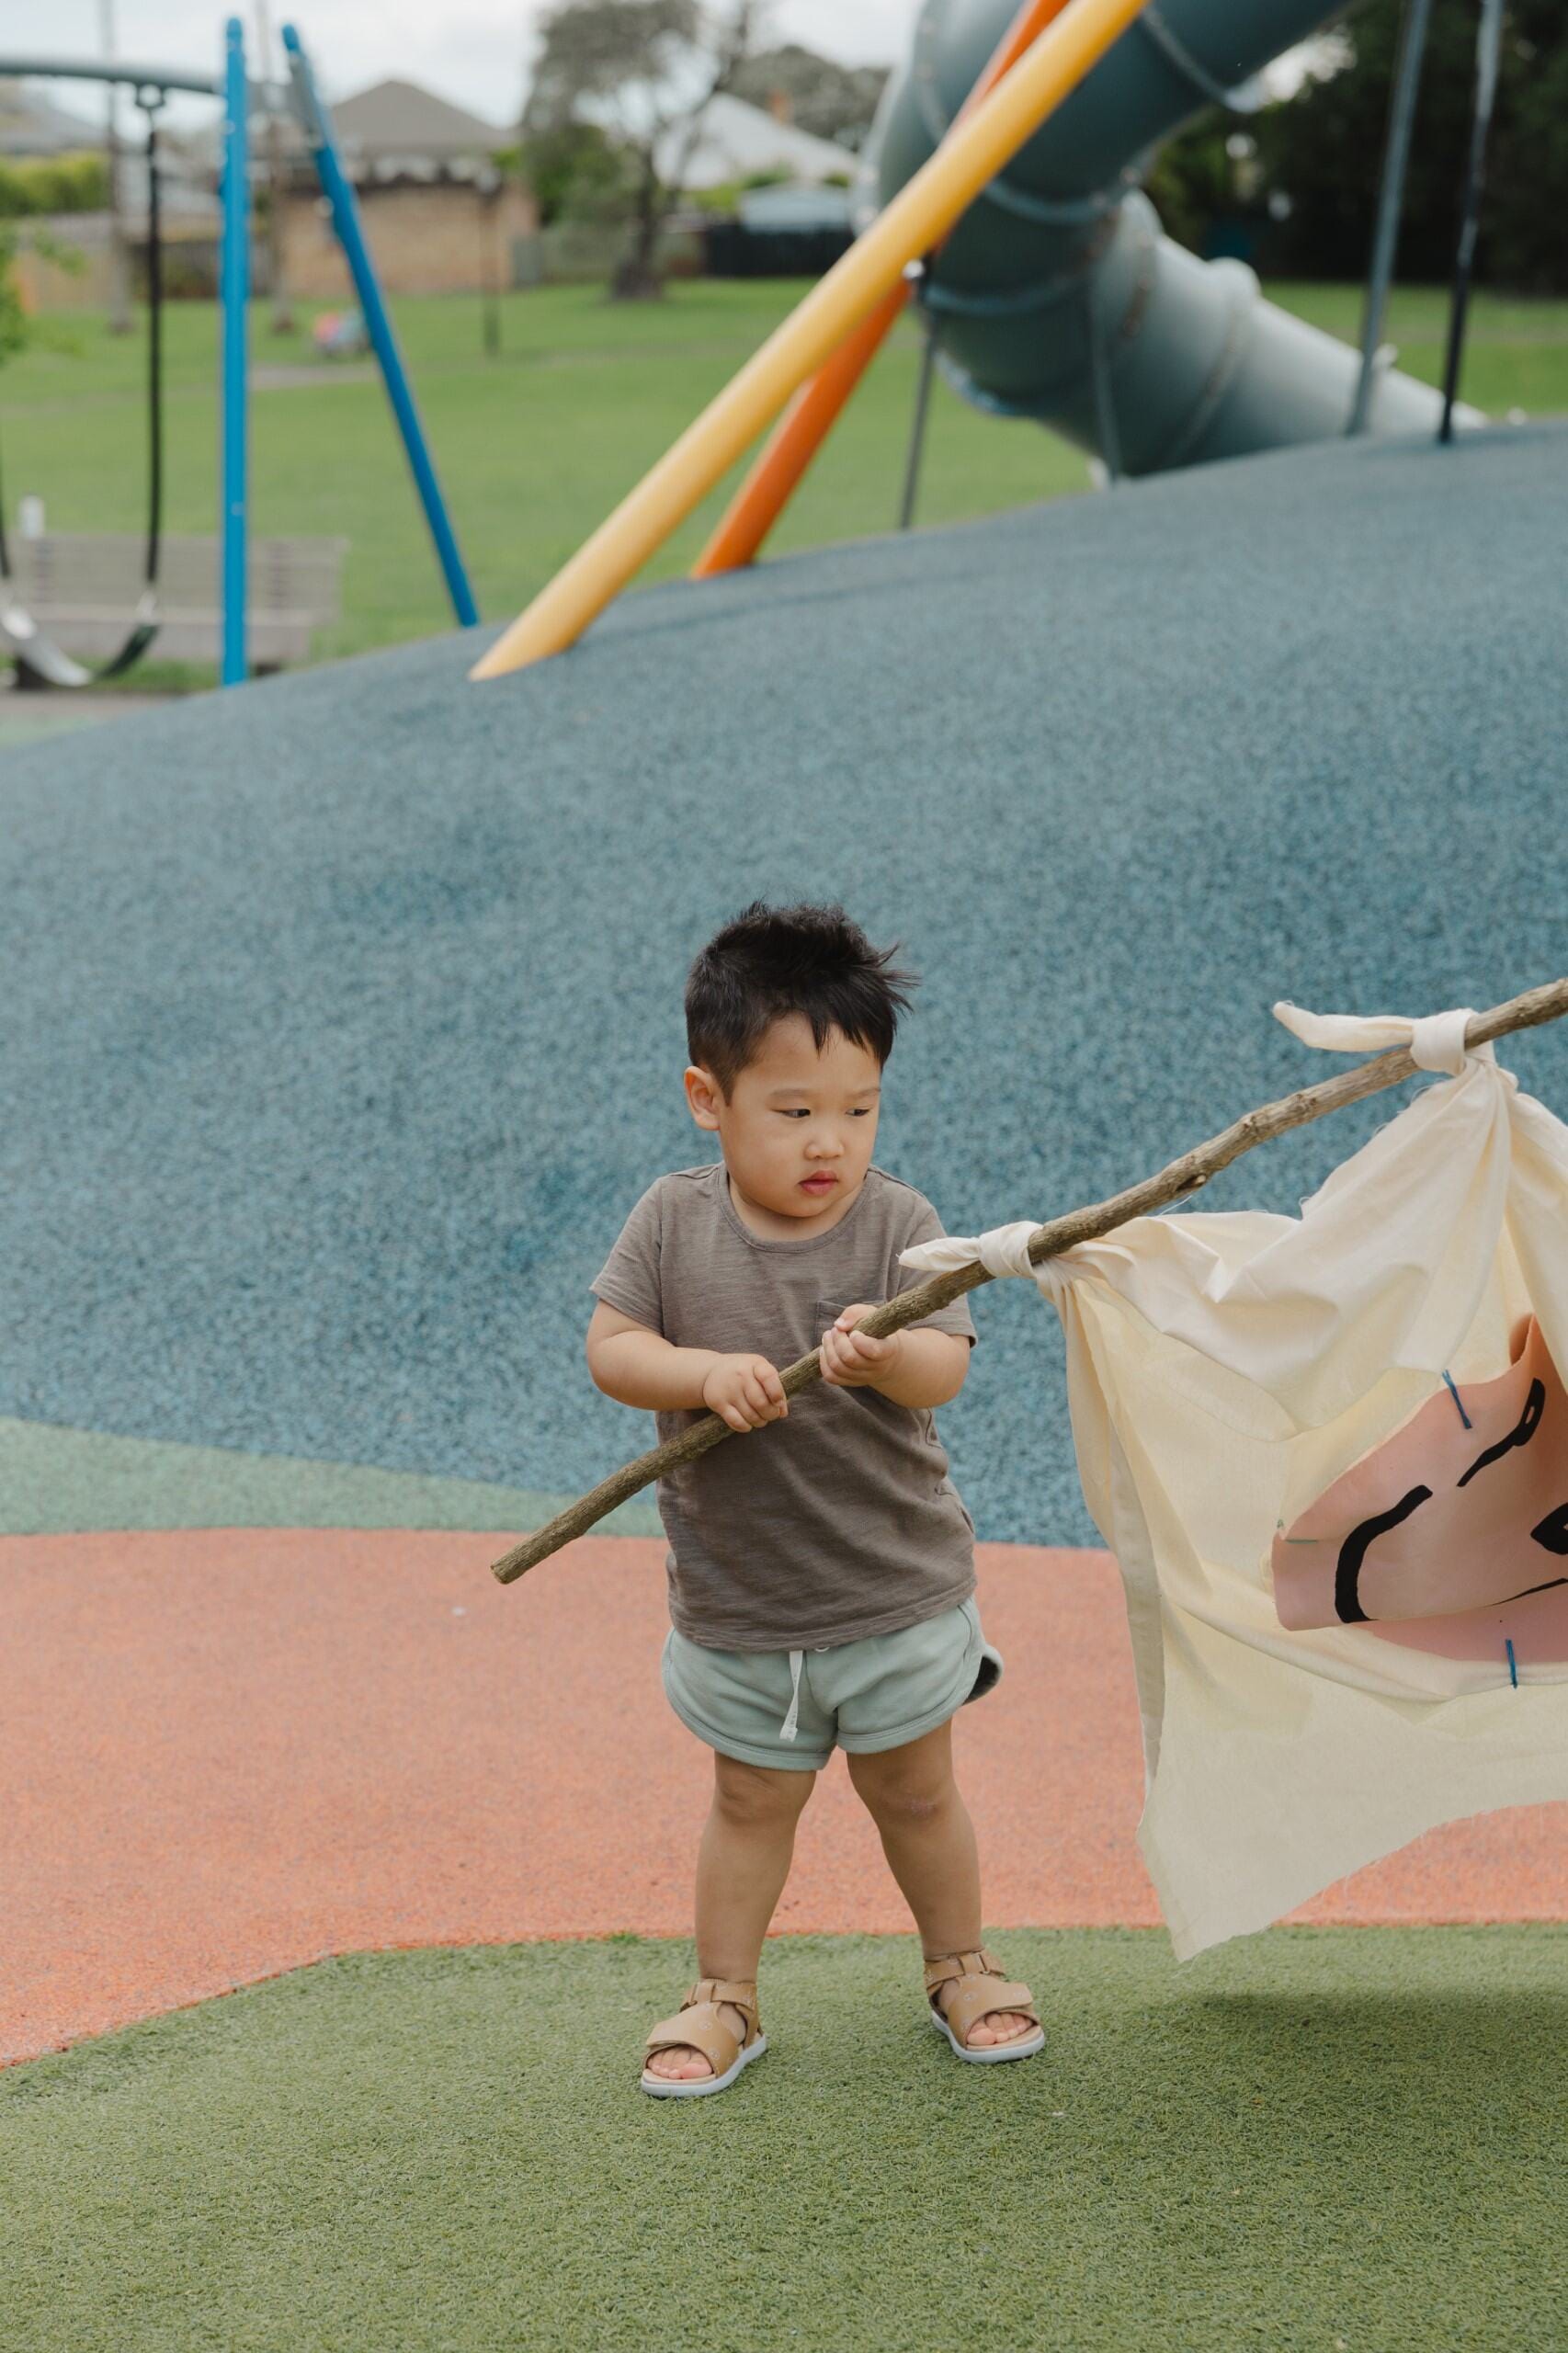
[
  {"x1": 1529, "y1": 1501, "x2": 1568, "y2": 1557},
  {"x1": 1497, "y1": 1574, "x2": 1568, "y2": 1602},
  {"x1": 1457, "y1": 1378, "x2": 1546, "y2": 1487},
  {"x1": 1336, "y1": 1486, "x2": 1432, "y2": 1624}
]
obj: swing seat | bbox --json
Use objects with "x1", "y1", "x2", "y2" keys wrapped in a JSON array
[{"x1": 5, "y1": 532, "x2": 348, "y2": 671}]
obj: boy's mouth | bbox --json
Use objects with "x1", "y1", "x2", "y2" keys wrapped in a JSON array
[{"x1": 800, "y1": 1175, "x2": 837, "y2": 1194}]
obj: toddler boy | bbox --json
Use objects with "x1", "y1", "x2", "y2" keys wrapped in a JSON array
[{"x1": 586, "y1": 899, "x2": 1042, "y2": 2095}]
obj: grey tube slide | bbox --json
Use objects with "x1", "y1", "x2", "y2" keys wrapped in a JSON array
[{"x1": 862, "y1": 0, "x2": 1479, "y2": 474}]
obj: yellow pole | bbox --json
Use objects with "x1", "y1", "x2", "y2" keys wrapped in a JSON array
[
  {"x1": 691, "y1": 0, "x2": 1080, "y2": 580},
  {"x1": 471, "y1": 0, "x2": 1150, "y2": 680}
]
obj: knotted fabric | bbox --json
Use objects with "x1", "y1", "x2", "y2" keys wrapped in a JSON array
[
  {"x1": 1272, "y1": 999, "x2": 1503, "y2": 1081},
  {"x1": 898, "y1": 1219, "x2": 1084, "y2": 1303}
]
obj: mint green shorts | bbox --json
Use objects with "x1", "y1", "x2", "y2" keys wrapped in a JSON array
[{"x1": 660, "y1": 1595, "x2": 1004, "y2": 1772}]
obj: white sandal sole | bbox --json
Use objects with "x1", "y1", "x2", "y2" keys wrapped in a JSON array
[
  {"x1": 929, "y1": 2005, "x2": 1045, "y2": 2063},
  {"x1": 641, "y1": 2029, "x2": 768, "y2": 2097}
]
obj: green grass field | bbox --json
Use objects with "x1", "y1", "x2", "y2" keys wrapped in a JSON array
[
  {"x1": 3, "y1": 278, "x2": 1565, "y2": 688},
  {"x1": 5, "y1": 1927, "x2": 1565, "y2": 2350}
]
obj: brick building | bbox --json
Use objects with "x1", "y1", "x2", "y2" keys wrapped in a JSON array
[{"x1": 274, "y1": 77, "x2": 535, "y2": 301}]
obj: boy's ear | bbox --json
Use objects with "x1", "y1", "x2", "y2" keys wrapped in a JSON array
[{"x1": 684, "y1": 1063, "x2": 722, "y2": 1129}]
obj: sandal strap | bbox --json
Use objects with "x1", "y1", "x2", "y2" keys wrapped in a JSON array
[
  {"x1": 924, "y1": 1948, "x2": 1039, "y2": 2048},
  {"x1": 690, "y1": 1977, "x2": 759, "y2": 2027},
  {"x1": 642, "y1": 1978, "x2": 760, "y2": 2073},
  {"x1": 644, "y1": 2001, "x2": 744, "y2": 2074},
  {"x1": 923, "y1": 1945, "x2": 1006, "y2": 1991}
]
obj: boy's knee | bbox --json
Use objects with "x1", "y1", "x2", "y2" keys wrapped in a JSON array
[
  {"x1": 712, "y1": 1753, "x2": 814, "y2": 1823},
  {"x1": 867, "y1": 1785, "x2": 947, "y2": 1826},
  {"x1": 848, "y1": 1753, "x2": 955, "y2": 1822}
]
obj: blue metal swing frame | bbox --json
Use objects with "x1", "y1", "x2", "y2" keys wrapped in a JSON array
[{"x1": 0, "y1": 16, "x2": 477, "y2": 687}]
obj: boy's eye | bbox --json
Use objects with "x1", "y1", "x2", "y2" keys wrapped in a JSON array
[{"x1": 778, "y1": 1108, "x2": 872, "y2": 1118}]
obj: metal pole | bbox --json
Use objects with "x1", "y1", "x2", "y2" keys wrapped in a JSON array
[
  {"x1": 1439, "y1": 0, "x2": 1506, "y2": 445},
  {"x1": 281, "y1": 22, "x2": 479, "y2": 628},
  {"x1": 0, "y1": 55, "x2": 223, "y2": 95},
  {"x1": 98, "y1": 0, "x2": 131, "y2": 334},
  {"x1": 480, "y1": 171, "x2": 501, "y2": 358},
  {"x1": 898, "y1": 263, "x2": 938, "y2": 530},
  {"x1": 1347, "y1": 0, "x2": 1434, "y2": 436},
  {"x1": 252, "y1": 0, "x2": 294, "y2": 333},
  {"x1": 220, "y1": 15, "x2": 250, "y2": 686},
  {"x1": 1085, "y1": 266, "x2": 1122, "y2": 481}
]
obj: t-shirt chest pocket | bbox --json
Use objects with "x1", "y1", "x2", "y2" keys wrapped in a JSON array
[{"x1": 812, "y1": 1297, "x2": 855, "y2": 1345}]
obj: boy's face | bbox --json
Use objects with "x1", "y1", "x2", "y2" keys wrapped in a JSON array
[{"x1": 685, "y1": 1015, "x2": 882, "y2": 1225}]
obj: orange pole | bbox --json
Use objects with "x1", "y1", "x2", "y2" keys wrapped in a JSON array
[
  {"x1": 691, "y1": 286, "x2": 911, "y2": 576},
  {"x1": 691, "y1": 0, "x2": 1080, "y2": 579}
]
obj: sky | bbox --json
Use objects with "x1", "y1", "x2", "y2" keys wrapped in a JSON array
[
  {"x1": 17, "y1": 0, "x2": 914, "y2": 137},
  {"x1": 18, "y1": 1, "x2": 1315, "y2": 140}
]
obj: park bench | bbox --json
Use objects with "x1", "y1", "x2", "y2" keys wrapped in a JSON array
[{"x1": 6, "y1": 531, "x2": 350, "y2": 670}]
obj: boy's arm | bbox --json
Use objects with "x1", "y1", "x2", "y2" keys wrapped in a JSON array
[
  {"x1": 586, "y1": 1299, "x2": 720, "y2": 1412},
  {"x1": 869, "y1": 1327, "x2": 971, "y2": 1411},
  {"x1": 588, "y1": 1300, "x2": 970, "y2": 1415},
  {"x1": 821, "y1": 1305, "x2": 971, "y2": 1409}
]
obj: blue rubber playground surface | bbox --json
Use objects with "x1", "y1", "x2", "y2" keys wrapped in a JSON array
[{"x1": 4, "y1": 421, "x2": 1566, "y2": 1548}]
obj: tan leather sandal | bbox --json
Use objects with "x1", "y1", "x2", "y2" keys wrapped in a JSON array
[
  {"x1": 640, "y1": 1975, "x2": 767, "y2": 2098},
  {"x1": 924, "y1": 1946, "x2": 1045, "y2": 2063}
]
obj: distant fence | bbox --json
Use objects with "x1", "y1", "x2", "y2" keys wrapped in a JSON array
[
  {"x1": 12, "y1": 212, "x2": 232, "y2": 308},
  {"x1": 17, "y1": 210, "x2": 846, "y2": 310},
  {"x1": 700, "y1": 220, "x2": 855, "y2": 278},
  {"x1": 14, "y1": 210, "x2": 262, "y2": 307},
  {"x1": 513, "y1": 222, "x2": 706, "y2": 286},
  {"x1": 513, "y1": 218, "x2": 852, "y2": 285}
]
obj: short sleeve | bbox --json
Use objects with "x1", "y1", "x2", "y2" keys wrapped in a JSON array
[
  {"x1": 893, "y1": 1192, "x2": 978, "y2": 1347},
  {"x1": 588, "y1": 1180, "x2": 665, "y2": 1336}
]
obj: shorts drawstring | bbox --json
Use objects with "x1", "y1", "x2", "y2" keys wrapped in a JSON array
[{"x1": 779, "y1": 1648, "x2": 804, "y2": 1742}]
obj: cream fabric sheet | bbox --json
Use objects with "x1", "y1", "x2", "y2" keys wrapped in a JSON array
[{"x1": 900, "y1": 1004, "x2": 1568, "y2": 1959}]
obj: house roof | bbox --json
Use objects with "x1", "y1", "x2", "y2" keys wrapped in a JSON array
[
  {"x1": 0, "y1": 79, "x2": 102, "y2": 158},
  {"x1": 653, "y1": 95, "x2": 853, "y2": 190},
  {"x1": 312, "y1": 77, "x2": 507, "y2": 163}
]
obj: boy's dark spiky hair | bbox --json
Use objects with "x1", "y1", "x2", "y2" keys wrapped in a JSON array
[{"x1": 685, "y1": 899, "x2": 920, "y2": 1103}]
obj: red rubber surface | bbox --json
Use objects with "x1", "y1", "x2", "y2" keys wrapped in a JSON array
[{"x1": 5, "y1": 1529, "x2": 1565, "y2": 2064}]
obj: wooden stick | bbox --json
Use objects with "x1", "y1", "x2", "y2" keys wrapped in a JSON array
[{"x1": 493, "y1": 978, "x2": 1568, "y2": 1585}]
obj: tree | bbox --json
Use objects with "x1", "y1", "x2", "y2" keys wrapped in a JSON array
[
  {"x1": 0, "y1": 230, "x2": 28, "y2": 370},
  {"x1": 507, "y1": 119, "x2": 635, "y2": 226},
  {"x1": 0, "y1": 153, "x2": 110, "y2": 215},
  {"x1": 0, "y1": 210, "x2": 84, "y2": 368},
  {"x1": 730, "y1": 43, "x2": 889, "y2": 148},
  {"x1": 1250, "y1": 0, "x2": 1568, "y2": 291},
  {"x1": 520, "y1": 0, "x2": 763, "y2": 298},
  {"x1": 1143, "y1": 119, "x2": 1252, "y2": 257}
]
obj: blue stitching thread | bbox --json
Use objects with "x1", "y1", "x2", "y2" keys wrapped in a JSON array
[
  {"x1": 1506, "y1": 1639, "x2": 1518, "y2": 1688},
  {"x1": 1442, "y1": 1370, "x2": 1472, "y2": 1429}
]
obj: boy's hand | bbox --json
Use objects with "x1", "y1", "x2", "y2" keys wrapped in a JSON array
[
  {"x1": 819, "y1": 1305, "x2": 904, "y2": 1390},
  {"x1": 701, "y1": 1353, "x2": 790, "y2": 1433}
]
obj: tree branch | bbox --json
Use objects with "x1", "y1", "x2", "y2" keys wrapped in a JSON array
[
  {"x1": 620, "y1": 0, "x2": 759, "y2": 290},
  {"x1": 492, "y1": 975, "x2": 1568, "y2": 1586},
  {"x1": 662, "y1": 0, "x2": 759, "y2": 194}
]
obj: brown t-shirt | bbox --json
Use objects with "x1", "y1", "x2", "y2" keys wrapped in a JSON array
[{"x1": 588, "y1": 1161, "x2": 980, "y2": 1652}]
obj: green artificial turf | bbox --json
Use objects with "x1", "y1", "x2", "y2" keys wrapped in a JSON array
[
  {"x1": 0, "y1": 1412, "x2": 662, "y2": 1538},
  {"x1": 4, "y1": 1927, "x2": 1564, "y2": 2351},
  {"x1": 3, "y1": 279, "x2": 1564, "y2": 689}
]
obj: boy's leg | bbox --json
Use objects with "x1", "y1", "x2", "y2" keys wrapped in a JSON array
[
  {"x1": 646, "y1": 1751, "x2": 816, "y2": 2082},
  {"x1": 846, "y1": 1719, "x2": 1034, "y2": 2048}
]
